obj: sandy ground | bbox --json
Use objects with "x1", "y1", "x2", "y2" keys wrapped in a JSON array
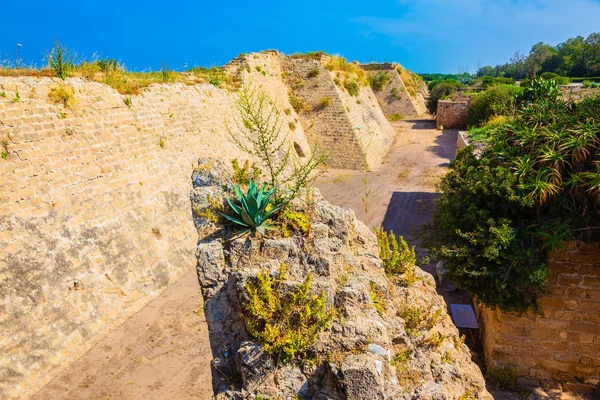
[
  {"x1": 30, "y1": 117, "x2": 584, "y2": 400},
  {"x1": 30, "y1": 270, "x2": 213, "y2": 400}
]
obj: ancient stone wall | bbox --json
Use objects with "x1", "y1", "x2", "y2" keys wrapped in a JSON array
[
  {"x1": 282, "y1": 57, "x2": 395, "y2": 170},
  {"x1": 361, "y1": 63, "x2": 427, "y2": 117},
  {"x1": 476, "y1": 241, "x2": 600, "y2": 393},
  {"x1": 436, "y1": 98, "x2": 471, "y2": 129},
  {"x1": 225, "y1": 51, "x2": 312, "y2": 159},
  {"x1": 0, "y1": 61, "x2": 309, "y2": 399},
  {"x1": 364, "y1": 69, "x2": 420, "y2": 117}
]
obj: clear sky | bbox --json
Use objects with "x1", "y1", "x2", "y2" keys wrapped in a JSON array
[{"x1": 2, "y1": 0, "x2": 599, "y2": 74}]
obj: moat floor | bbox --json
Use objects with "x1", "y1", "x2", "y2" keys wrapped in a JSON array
[
  {"x1": 30, "y1": 118, "x2": 583, "y2": 400},
  {"x1": 29, "y1": 270, "x2": 213, "y2": 400}
]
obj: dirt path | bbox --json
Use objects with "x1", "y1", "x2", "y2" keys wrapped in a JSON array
[
  {"x1": 30, "y1": 270, "x2": 213, "y2": 400},
  {"x1": 315, "y1": 117, "x2": 457, "y2": 253}
]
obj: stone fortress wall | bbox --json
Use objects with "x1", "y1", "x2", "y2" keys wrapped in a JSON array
[
  {"x1": 476, "y1": 242, "x2": 600, "y2": 393},
  {"x1": 0, "y1": 51, "x2": 311, "y2": 399},
  {"x1": 361, "y1": 62, "x2": 427, "y2": 117},
  {"x1": 281, "y1": 56, "x2": 396, "y2": 170},
  {"x1": 0, "y1": 51, "x2": 428, "y2": 398},
  {"x1": 436, "y1": 98, "x2": 471, "y2": 129}
]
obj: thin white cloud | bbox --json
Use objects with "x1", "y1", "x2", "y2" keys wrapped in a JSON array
[{"x1": 353, "y1": 0, "x2": 600, "y2": 72}]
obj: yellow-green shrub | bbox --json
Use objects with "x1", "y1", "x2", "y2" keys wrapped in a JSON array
[
  {"x1": 48, "y1": 85, "x2": 76, "y2": 108},
  {"x1": 242, "y1": 266, "x2": 335, "y2": 365},
  {"x1": 375, "y1": 228, "x2": 416, "y2": 276}
]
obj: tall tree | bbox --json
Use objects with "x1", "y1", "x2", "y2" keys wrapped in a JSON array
[{"x1": 527, "y1": 42, "x2": 557, "y2": 78}]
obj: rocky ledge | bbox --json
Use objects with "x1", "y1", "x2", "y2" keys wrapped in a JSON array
[{"x1": 190, "y1": 157, "x2": 491, "y2": 399}]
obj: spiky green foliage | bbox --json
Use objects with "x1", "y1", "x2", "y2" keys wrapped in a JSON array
[
  {"x1": 242, "y1": 266, "x2": 335, "y2": 365},
  {"x1": 422, "y1": 86, "x2": 600, "y2": 312},
  {"x1": 222, "y1": 180, "x2": 282, "y2": 235},
  {"x1": 375, "y1": 228, "x2": 416, "y2": 276}
]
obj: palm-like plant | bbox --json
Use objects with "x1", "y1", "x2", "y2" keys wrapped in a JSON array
[{"x1": 221, "y1": 180, "x2": 282, "y2": 235}]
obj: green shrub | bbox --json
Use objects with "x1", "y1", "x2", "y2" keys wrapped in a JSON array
[
  {"x1": 315, "y1": 97, "x2": 331, "y2": 110},
  {"x1": 427, "y1": 81, "x2": 463, "y2": 114},
  {"x1": 231, "y1": 159, "x2": 262, "y2": 185},
  {"x1": 307, "y1": 68, "x2": 320, "y2": 78},
  {"x1": 46, "y1": 41, "x2": 76, "y2": 79},
  {"x1": 242, "y1": 266, "x2": 335, "y2": 365},
  {"x1": 422, "y1": 92, "x2": 600, "y2": 312},
  {"x1": 222, "y1": 180, "x2": 282, "y2": 235},
  {"x1": 539, "y1": 72, "x2": 570, "y2": 85},
  {"x1": 369, "y1": 72, "x2": 389, "y2": 92},
  {"x1": 583, "y1": 80, "x2": 593, "y2": 88},
  {"x1": 48, "y1": 84, "x2": 77, "y2": 108},
  {"x1": 375, "y1": 228, "x2": 416, "y2": 276},
  {"x1": 466, "y1": 84, "x2": 522, "y2": 127},
  {"x1": 386, "y1": 113, "x2": 403, "y2": 122},
  {"x1": 495, "y1": 77, "x2": 515, "y2": 85},
  {"x1": 481, "y1": 76, "x2": 495, "y2": 88},
  {"x1": 398, "y1": 305, "x2": 442, "y2": 337},
  {"x1": 289, "y1": 95, "x2": 306, "y2": 112},
  {"x1": 229, "y1": 86, "x2": 327, "y2": 206},
  {"x1": 343, "y1": 79, "x2": 360, "y2": 96}
]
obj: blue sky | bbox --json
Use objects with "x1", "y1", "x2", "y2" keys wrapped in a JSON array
[{"x1": 1, "y1": 0, "x2": 599, "y2": 74}]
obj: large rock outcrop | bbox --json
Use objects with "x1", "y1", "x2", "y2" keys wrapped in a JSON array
[{"x1": 190, "y1": 158, "x2": 491, "y2": 399}]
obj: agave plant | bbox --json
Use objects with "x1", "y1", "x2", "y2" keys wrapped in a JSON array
[{"x1": 221, "y1": 180, "x2": 282, "y2": 235}]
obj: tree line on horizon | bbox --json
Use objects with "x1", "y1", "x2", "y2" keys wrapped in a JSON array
[{"x1": 477, "y1": 32, "x2": 600, "y2": 79}]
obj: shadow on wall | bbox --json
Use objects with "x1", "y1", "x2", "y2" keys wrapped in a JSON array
[{"x1": 381, "y1": 191, "x2": 440, "y2": 249}]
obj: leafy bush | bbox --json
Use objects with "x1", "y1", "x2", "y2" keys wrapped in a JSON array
[
  {"x1": 307, "y1": 68, "x2": 320, "y2": 78},
  {"x1": 369, "y1": 282, "x2": 386, "y2": 316},
  {"x1": 518, "y1": 77, "x2": 559, "y2": 104},
  {"x1": 343, "y1": 79, "x2": 360, "y2": 96},
  {"x1": 495, "y1": 77, "x2": 516, "y2": 85},
  {"x1": 398, "y1": 304, "x2": 442, "y2": 337},
  {"x1": 481, "y1": 76, "x2": 495, "y2": 88},
  {"x1": 386, "y1": 113, "x2": 403, "y2": 122},
  {"x1": 375, "y1": 228, "x2": 416, "y2": 276},
  {"x1": 422, "y1": 91, "x2": 600, "y2": 312},
  {"x1": 278, "y1": 208, "x2": 309, "y2": 236},
  {"x1": 222, "y1": 180, "x2": 282, "y2": 235},
  {"x1": 46, "y1": 41, "x2": 76, "y2": 79},
  {"x1": 325, "y1": 56, "x2": 367, "y2": 85},
  {"x1": 231, "y1": 159, "x2": 262, "y2": 185},
  {"x1": 426, "y1": 81, "x2": 464, "y2": 114},
  {"x1": 539, "y1": 72, "x2": 570, "y2": 85},
  {"x1": 228, "y1": 86, "x2": 327, "y2": 205},
  {"x1": 242, "y1": 266, "x2": 335, "y2": 365},
  {"x1": 289, "y1": 95, "x2": 306, "y2": 113},
  {"x1": 48, "y1": 84, "x2": 77, "y2": 108},
  {"x1": 316, "y1": 97, "x2": 331, "y2": 109},
  {"x1": 467, "y1": 84, "x2": 523, "y2": 127},
  {"x1": 369, "y1": 72, "x2": 389, "y2": 92}
]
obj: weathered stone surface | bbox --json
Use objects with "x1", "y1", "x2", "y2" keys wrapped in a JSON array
[
  {"x1": 476, "y1": 241, "x2": 600, "y2": 392},
  {"x1": 192, "y1": 158, "x2": 491, "y2": 399},
  {"x1": 436, "y1": 98, "x2": 471, "y2": 129},
  {"x1": 361, "y1": 63, "x2": 428, "y2": 117},
  {"x1": 341, "y1": 354, "x2": 385, "y2": 399},
  {"x1": 0, "y1": 51, "x2": 317, "y2": 399},
  {"x1": 281, "y1": 55, "x2": 396, "y2": 170},
  {"x1": 236, "y1": 341, "x2": 275, "y2": 390}
]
